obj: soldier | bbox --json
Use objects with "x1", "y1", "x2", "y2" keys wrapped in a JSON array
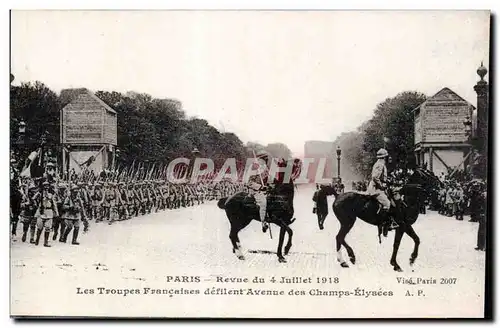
[
  {"x1": 145, "y1": 182, "x2": 154, "y2": 213},
  {"x1": 83, "y1": 183, "x2": 93, "y2": 225},
  {"x1": 78, "y1": 182, "x2": 90, "y2": 232},
  {"x1": 20, "y1": 182, "x2": 39, "y2": 243},
  {"x1": 451, "y1": 183, "x2": 464, "y2": 221},
  {"x1": 476, "y1": 189, "x2": 487, "y2": 251},
  {"x1": 91, "y1": 183, "x2": 104, "y2": 222},
  {"x1": 132, "y1": 183, "x2": 142, "y2": 216},
  {"x1": 61, "y1": 184, "x2": 84, "y2": 245},
  {"x1": 52, "y1": 182, "x2": 68, "y2": 241},
  {"x1": 248, "y1": 150, "x2": 271, "y2": 233},
  {"x1": 367, "y1": 148, "x2": 398, "y2": 233},
  {"x1": 10, "y1": 158, "x2": 21, "y2": 240},
  {"x1": 163, "y1": 183, "x2": 171, "y2": 209},
  {"x1": 126, "y1": 183, "x2": 137, "y2": 217},
  {"x1": 102, "y1": 182, "x2": 115, "y2": 222},
  {"x1": 107, "y1": 182, "x2": 119, "y2": 224},
  {"x1": 44, "y1": 161, "x2": 57, "y2": 183},
  {"x1": 34, "y1": 180, "x2": 59, "y2": 247},
  {"x1": 117, "y1": 182, "x2": 130, "y2": 220},
  {"x1": 139, "y1": 182, "x2": 148, "y2": 214},
  {"x1": 155, "y1": 181, "x2": 164, "y2": 211}
]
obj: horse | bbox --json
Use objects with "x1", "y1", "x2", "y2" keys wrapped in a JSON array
[
  {"x1": 217, "y1": 159, "x2": 301, "y2": 263},
  {"x1": 328, "y1": 167, "x2": 441, "y2": 272}
]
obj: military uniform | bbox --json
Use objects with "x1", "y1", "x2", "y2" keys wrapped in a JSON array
[
  {"x1": 10, "y1": 159, "x2": 21, "y2": 239},
  {"x1": 78, "y1": 183, "x2": 90, "y2": 232},
  {"x1": 91, "y1": 184, "x2": 104, "y2": 222},
  {"x1": 367, "y1": 158, "x2": 391, "y2": 210},
  {"x1": 34, "y1": 181, "x2": 59, "y2": 247},
  {"x1": 20, "y1": 183, "x2": 39, "y2": 243},
  {"x1": 248, "y1": 151, "x2": 271, "y2": 233},
  {"x1": 52, "y1": 183, "x2": 68, "y2": 241},
  {"x1": 61, "y1": 185, "x2": 84, "y2": 245},
  {"x1": 367, "y1": 148, "x2": 398, "y2": 231}
]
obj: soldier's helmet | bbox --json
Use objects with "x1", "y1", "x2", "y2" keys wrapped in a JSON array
[
  {"x1": 376, "y1": 148, "x2": 389, "y2": 159},
  {"x1": 70, "y1": 184, "x2": 79, "y2": 192}
]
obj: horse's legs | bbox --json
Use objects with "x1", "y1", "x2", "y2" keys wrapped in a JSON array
[
  {"x1": 336, "y1": 217, "x2": 355, "y2": 268},
  {"x1": 342, "y1": 239, "x2": 356, "y2": 265},
  {"x1": 318, "y1": 213, "x2": 326, "y2": 230},
  {"x1": 390, "y1": 227, "x2": 405, "y2": 272},
  {"x1": 277, "y1": 225, "x2": 287, "y2": 263},
  {"x1": 405, "y1": 225, "x2": 420, "y2": 265},
  {"x1": 284, "y1": 226, "x2": 293, "y2": 255},
  {"x1": 229, "y1": 224, "x2": 244, "y2": 260}
]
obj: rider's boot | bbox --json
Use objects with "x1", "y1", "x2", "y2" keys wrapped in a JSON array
[
  {"x1": 260, "y1": 207, "x2": 268, "y2": 233},
  {"x1": 261, "y1": 218, "x2": 269, "y2": 233},
  {"x1": 380, "y1": 208, "x2": 398, "y2": 236}
]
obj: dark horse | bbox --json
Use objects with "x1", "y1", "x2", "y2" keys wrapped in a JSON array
[
  {"x1": 328, "y1": 167, "x2": 441, "y2": 271},
  {"x1": 217, "y1": 161, "x2": 299, "y2": 263}
]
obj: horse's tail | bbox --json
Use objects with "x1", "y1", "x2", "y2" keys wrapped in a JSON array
[{"x1": 217, "y1": 198, "x2": 227, "y2": 209}]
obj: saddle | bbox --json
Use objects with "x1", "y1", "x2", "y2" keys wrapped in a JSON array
[{"x1": 241, "y1": 194, "x2": 291, "y2": 221}]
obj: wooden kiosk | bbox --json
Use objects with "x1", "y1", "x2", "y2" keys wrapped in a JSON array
[
  {"x1": 413, "y1": 87, "x2": 474, "y2": 178},
  {"x1": 60, "y1": 88, "x2": 117, "y2": 175}
]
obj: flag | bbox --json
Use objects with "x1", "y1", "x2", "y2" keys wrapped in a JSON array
[
  {"x1": 20, "y1": 148, "x2": 42, "y2": 178},
  {"x1": 81, "y1": 155, "x2": 95, "y2": 167}
]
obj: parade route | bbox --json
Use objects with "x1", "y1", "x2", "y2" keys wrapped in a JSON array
[{"x1": 10, "y1": 185, "x2": 485, "y2": 318}]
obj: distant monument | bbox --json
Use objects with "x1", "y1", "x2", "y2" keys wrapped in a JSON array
[
  {"x1": 60, "y1": 88, "x2": 118, "y2": 175},
  {"x1": 303, "y1": 140, "x2": 334, "y2": 183}
]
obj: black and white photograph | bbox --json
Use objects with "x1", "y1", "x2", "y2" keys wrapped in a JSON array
[{"x1": 9, "y1": 10, "x2": 490, "y2": 318}]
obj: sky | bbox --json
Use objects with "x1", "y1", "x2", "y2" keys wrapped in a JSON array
[{"x1": 10, "y1": 10, "x2": 490, "y2": 155}]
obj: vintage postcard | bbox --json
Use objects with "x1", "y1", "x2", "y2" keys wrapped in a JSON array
[{"x1": 9, "y1": 10, "x2": 490, "y2": 318}]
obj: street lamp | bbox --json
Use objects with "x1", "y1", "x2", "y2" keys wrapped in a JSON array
[
  {"x1": 192, "y1": 147, "x2": 200, "y2": 157},
  {"x1": 189, "y1": 147, "x2": 201, "y2": 181},
  {"x1": 18, "y1": 120, "x2": 26, "y2": 136},
  {"x1": 336, "y1": 145, "x2": 341, "y2": 179}
]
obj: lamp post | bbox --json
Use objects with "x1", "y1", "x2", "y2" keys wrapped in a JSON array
[
  {"x1": 14, "y1": 120, "x2": 26, "y2": 162},
  {"x1": 189, "y1": 147, "x2": 201, "y2": 181},
  {"x1": 336, "y1": 146, "x2": 341, "y2": 180}
]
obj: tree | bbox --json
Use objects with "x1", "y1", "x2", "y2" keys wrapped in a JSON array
[
  {"x1": 361, "y1": 91, "x2": 426, "y2": 175},
  {"x1": 265, "y1": 143, "x2": 293, "y2": 160},
  {"x1": 10, "y1": 81, "x2": 60, "y2": 151},
  {"x1": 95, "y1": 89, "x2": 247, "y2": 167},
  {"x1": 332, "y1": 91, "x2": 426, "y2": 178}
]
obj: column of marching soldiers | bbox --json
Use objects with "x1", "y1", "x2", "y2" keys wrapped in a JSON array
[{"x1": 12, "y1": 160, "x2": 248, "y2": 247}]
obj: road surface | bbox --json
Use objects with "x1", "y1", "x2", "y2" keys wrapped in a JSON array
[{"x1": 11, "y1": 185, "x2": 485, "y2": 318}]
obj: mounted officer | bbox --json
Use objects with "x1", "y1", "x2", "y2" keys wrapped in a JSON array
[
  {"x1": 367, "y1": 148, "x2": 399, "y2": 233},
  {"x1": 248, "y1": 150, "x2": 271, "y2": 233}
]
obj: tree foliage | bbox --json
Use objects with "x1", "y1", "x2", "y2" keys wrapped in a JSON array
[
  {"x1": 333, "y1": 91, "x2": 427, "y2": 178},
  {"x1": 10, "y1": 82, "x2": 249, "y2": 170},
  {"x1": 10, "y1": 82, "x2": 60, "y2": 146}
]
